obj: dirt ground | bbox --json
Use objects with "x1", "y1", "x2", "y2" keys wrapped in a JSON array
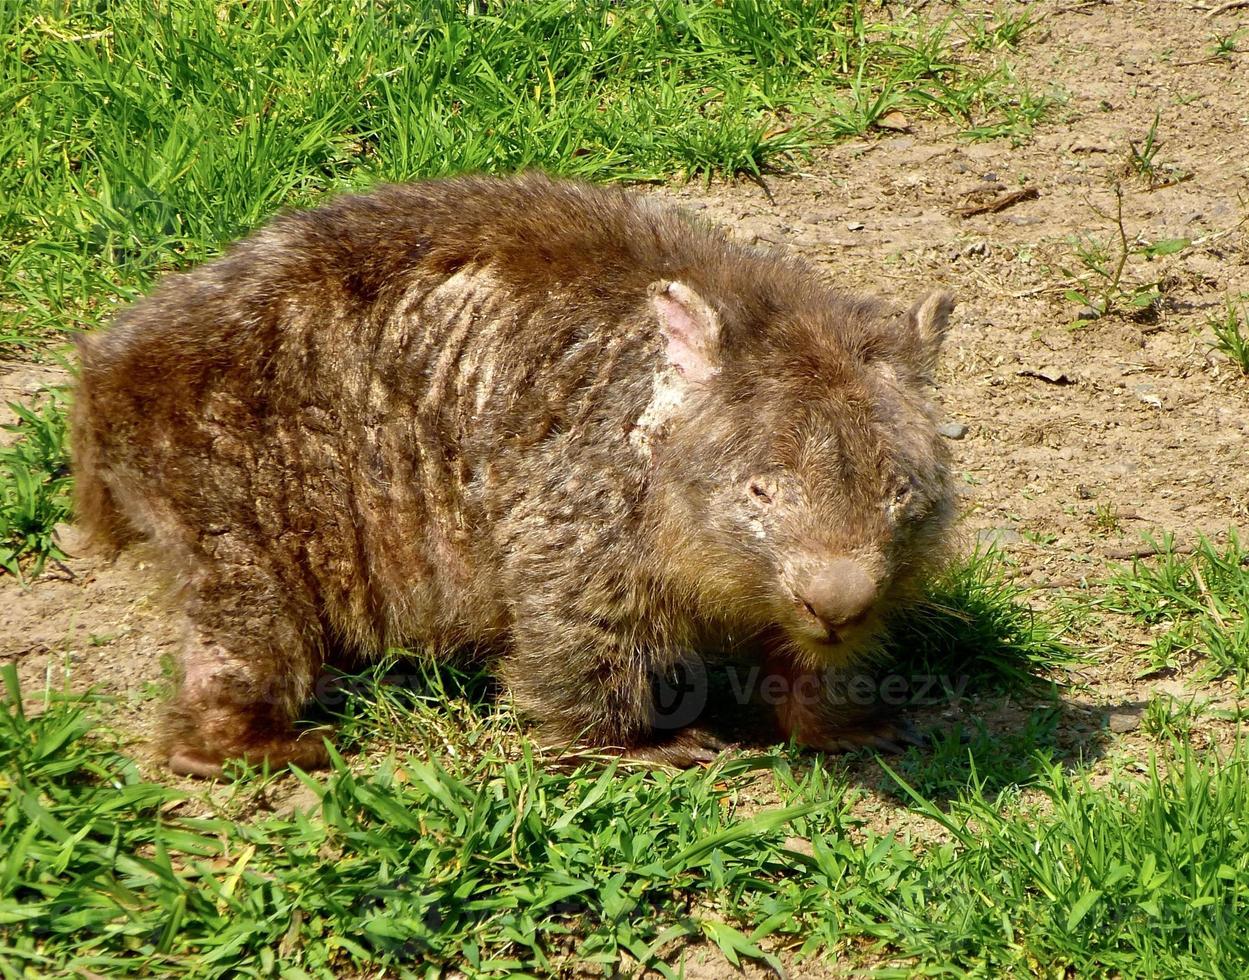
[{"x1": 3, "y1": 0, "x2": 1247, "y2": 814}]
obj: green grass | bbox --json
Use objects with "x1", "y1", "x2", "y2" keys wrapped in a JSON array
[
  {"x1": 2, "y1": 0, "x2": 1043, "y2": 353},
  {"x1": 5, "y1": 654, "x2": 1248, "y2": 978},
  {"x1": 894, "y1": 704, "x2": 1062, "y2": 802},
  {"x1": 0, "y1": 387, "x2": 71, "y2": 578},
  {"x1": 1210, "y1": 298, "x2": 1249, "y2": 375},
  {"x1": 960, "y1": 7, "x2": 1038, "y2": 52},
  {"x1": 884, "y1": 546, "x2": 1077, "y2": 690},
  {"x1": 882, "y1": 748, "x2": 1249, "y2": 977},
  {"x1": 1103, "y1": 533, "x2": 1249, "y2": 684}
]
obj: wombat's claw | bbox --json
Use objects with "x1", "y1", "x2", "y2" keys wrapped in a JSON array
[
  {"x1": 885, "y1": 717, "x2": 928, "y2": 750},
  {"x1": 625, "y1": 728, "x2": 728, "y2": 767},
  {"x1": 813, "y1": 717, "x2": 927, "y2": 756},
  {"x1": 168, "y1": 749, "x2": 227, "y2": 779},
  {"x1": 168, "y1": 734, "x2": 332, "y2": 779}
]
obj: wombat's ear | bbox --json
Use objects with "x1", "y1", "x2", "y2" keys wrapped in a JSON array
[
  {"x1": 650, "y1": 280, "x2": 721, "y2": 383},
  {"x1": 907, "y1": 290, "x2": 955, "y2": 375}
]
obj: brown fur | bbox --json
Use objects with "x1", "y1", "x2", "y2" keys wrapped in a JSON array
[{"x1": 71, "y1": 172, "x2": 956, "y2": 775}]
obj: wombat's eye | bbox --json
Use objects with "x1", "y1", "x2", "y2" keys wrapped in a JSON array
[
  {"x1": 890, "y1": 481, "x2": 914, "y2": 511},
  {"x1": 748, "y1": 481, "x2": 774, "y2": 505}
]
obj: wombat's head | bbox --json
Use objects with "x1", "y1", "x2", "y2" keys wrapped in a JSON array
[{"x1": 644, "y1": 278, "x2": 956, "y2": 665}]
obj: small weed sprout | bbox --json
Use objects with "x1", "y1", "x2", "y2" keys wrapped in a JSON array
[
  {"x1": 1092, "y1": 502, "x2": 1122, "y2": 535},
  {"x1": 0, "y1": 388, "x2": 73, "y2": 577},
  {"x1": 1063, "y1": 183, "x2": 1190, "y2": 323},
  {"x1": 1124, "y1": 113, "x2": 1191, "y2": 189},
  {"x1": 1126, "y1": 112, "x2": 1163, "y2": 184},
  {"x1": 1209, "y1": 299, "x2": 1249, "y2": 375},
  {"x1": 1142, "y1": 694, "x2": 1202, "y2": 742},
  {"x1": 1210, "y1": 30, "x2": 1242, "y2": 58}
]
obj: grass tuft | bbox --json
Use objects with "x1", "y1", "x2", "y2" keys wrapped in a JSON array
[
  {"x1": 881, "y1": 747, "x2": 1249, "y2": 976},
  {"x1": 0, "y1": 388, "x2": 72, "y2": 578},
  {"x1": 884, "y1": 547, "x2": 1076, "y2": 690},
  {"x1": 959, "y1": 7, "x2": 1039, "y2": 52},
  {"x1": 1103, "y1": 532, "x2": 1249, "y2": 684},
  {"x1": 895, "y1": 704, "x2": 1062, "y2": 802},
  {"x1": 1210, "y1": 298, "x2": 1249, "y2": 375}
]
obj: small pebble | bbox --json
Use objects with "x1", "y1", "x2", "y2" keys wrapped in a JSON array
[
  {"x1": 938, "y1": 422, "x2": 969, "y2": 440},
  {"x1": 1107, "y1": 711, "x2": 1141, "y2": 734},
  {"x1": 977, "y1": 527, "x2": 1023, "y2": 547},
  {"x1": 846, "y1": 221, "x2": 865, "y2": 231},
  {"x1": 1133, "y1": 384, "x2": 1163, "y2": 409}
]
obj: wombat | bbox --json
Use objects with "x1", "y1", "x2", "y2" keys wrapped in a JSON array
[{"x1": 71, "y1": 172, "x2": 956, "y2": 777}]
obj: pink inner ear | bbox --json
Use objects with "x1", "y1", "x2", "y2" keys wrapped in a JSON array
[{"x1": 652, "y1": 283, "x2": 719, "y2": 383}]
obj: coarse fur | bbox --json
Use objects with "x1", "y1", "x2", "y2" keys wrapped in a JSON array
[{"x1": 72, "y1": 172, "x2": 957, "y2": 776}]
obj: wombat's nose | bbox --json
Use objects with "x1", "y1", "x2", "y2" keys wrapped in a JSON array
[{"x1": 797, "y1": 559, "x2": 878, "y2": 632}]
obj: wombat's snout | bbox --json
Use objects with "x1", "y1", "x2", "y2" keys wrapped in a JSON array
[{"x1": 792, "y1": 558, "x2": 879, "y2": 641}]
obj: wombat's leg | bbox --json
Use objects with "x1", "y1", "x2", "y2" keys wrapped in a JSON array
[
  {"x1": 501, "y1": 615, "x2": 723, "y2": 767},
  {"x1": 164, "y1": 565, "x2": 329, "y2": 778},
  {"x1": 766, "y1": 654, "x2": 924, "y2": 755}
]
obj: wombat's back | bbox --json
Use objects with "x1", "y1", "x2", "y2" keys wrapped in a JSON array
[{"x1": 70, "y1": 174, "x2": 773, "y2": 646}]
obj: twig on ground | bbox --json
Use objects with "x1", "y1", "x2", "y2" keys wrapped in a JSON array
[
  {"x1": 1010, "y1": 282, "x2": 1075, "y2": 298},
  {"x1": 1056, "y1": 0, "x2": 1112, "y2": 14},
  {"x1": 1104, "y1": 543, "x2": 1196, "y2": 560},
  {"x1": 1205, "y1": 0, "x2": 1249, "y2": 17},
  {"x1": 956, "y1": 187, "x2": 1040, "y2": 218}
]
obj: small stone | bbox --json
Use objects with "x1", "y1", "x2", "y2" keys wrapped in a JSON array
[
  {"x1": 52, "y1": 523, "x2": 88, "y2": 558},
  {"x1": 876, "y1": 112, "x2": 911, "y2": 133},
  {"x1": 938, "y1": 422, "x2": 968, "y2": 440},
  {"x1": 846, "y1": 221, "x2": 865, "y2": 231},
  {"x1": 1107, "y1": 711, "x2": 1141, "y2": 734},
  {"x1": 977, "y1": 527, "x2": 1023, "y2": 548},
  {"x1": 1076, "y1": 306, "x2": 1101, "y2": 321}
]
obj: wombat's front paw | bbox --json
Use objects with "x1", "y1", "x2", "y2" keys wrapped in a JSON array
[
  {"x1": 623, "y1": 727, "x2": 728, "y2": 767},
  {"x1": 803, "y1": 715, "x2": 927, "y2": 756},
  {"x1": 168, "y1": 732, "x2": 332, "y2": 779}
]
